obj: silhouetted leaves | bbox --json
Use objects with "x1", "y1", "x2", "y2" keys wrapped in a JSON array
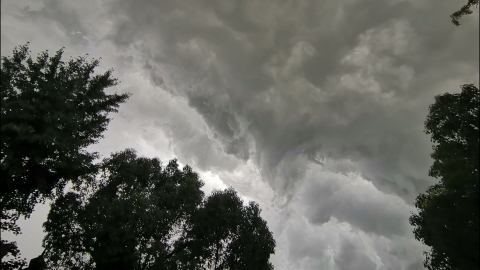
[
  {"x1": 450, "y1": 0, "x2": 479, "y2": 26},
  {"x1": 0, "y1": 44, "x2": 130, "y2": 268},
  {"x1": 175, "y1": 188, "x2": 276, "y2": 269},
  {"x1": 410, "y1": 84, "x2": 479, "y2": 270},
  {"x1": 0, "y1": 240, "x2": 26, "y2": 270},
  {"x1": 42, "y1": 150, "x2": 275, "y2": 269}
]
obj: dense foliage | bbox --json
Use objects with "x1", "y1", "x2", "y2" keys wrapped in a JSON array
[
  {"x1": 42, "y1": 149, "x2": 276, "y2": 269},
  {"x1": 0, "y1": 240, "x2": 26, "y2": 270},
  {"x1": 173, "y1": 188, "x2": 275, "y2": 270},
  {"x1": 450, "y1": 0, "x2": 479, "y2": 26},
  {"x1": 409, "y1": 84, "x2": 479, "y2": 270},
  {"x1": 0, "y1": 44, "x2": 130, "y2": 268}
]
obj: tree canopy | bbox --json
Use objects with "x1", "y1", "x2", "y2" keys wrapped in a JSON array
[
  {"x1": 450, "y1": 0, "x2": 479, "y2": 26},
  {"x1": 42, "y1": 149, "x2": 276, "y2": 269},
  {"x1": 0, "y1": 44, "x2": 275, "y2": 270},
  {"x1": 409, "y1": 84, "x2": 479, "y2": 270},
  {"x1": 0, "y1": 44, "x2": 130, "y2": 268}
]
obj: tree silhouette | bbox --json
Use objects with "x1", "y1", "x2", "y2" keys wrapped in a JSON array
[
  {"x1": 450, "y1": 0, "x2": 479, "y2": 26},
  {"x1": 410, "y1": 84, "x2": 479, "y2": 270},
  {"x1": 0, "y1": 44, "x2": 130, "y2": 268},
  {"x1": 42, "y1": 149, "x2": 276, "y2": 269}
]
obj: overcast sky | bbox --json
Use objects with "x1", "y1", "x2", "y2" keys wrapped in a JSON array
[{"x1": 1, "y1": 0, "x2": 479, "y2": 269}]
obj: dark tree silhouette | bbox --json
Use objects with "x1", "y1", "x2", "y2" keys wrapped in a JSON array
[
  {"x1": 173, "y1": 188, "x2": 276, "y2": 270},
  {"x1": 450, "y1": 0, "x2": 479, "y2": 26},
  {"x1": 410, "y1": 84, "x2": 479, "y2": 270},
  {"x1": 0, "y1": 44, "x2": 130, "y2": 268},
  {"x1": 42, "y1": 149, "x2": 276, "y2": 269},
  {"x1": 0, "y1": 240, "x2": 26, "y2": 270}
]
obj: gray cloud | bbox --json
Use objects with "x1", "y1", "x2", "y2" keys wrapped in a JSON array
[
  {"x1": 1, "y1": 0, "x2": 478, "y2": 269},
  {"x1": 105, "y1": 0, "x2": 478, "y2": 202},
  {"x1": 300, "y1": 165, "x2": 412, "y2": 238},
  {"x1": 334, "y1": 240, "x2": 377, "y2": 270}
]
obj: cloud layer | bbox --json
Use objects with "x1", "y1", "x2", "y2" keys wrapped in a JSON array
[{"x1": 1, "y1": 0, "x2": 478, "y2": 268}]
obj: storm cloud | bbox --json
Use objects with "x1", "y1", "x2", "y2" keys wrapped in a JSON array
[{"x1": 1, "y1": 0, "x2": 478, "y2": 269}]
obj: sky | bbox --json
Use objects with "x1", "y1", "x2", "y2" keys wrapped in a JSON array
[{"x1": 1, "y1": 0, "x2": 478, "y2": 269}]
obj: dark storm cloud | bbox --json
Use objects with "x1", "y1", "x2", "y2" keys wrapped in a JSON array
[
  {"x1": 2, "y1": 0, "x2": 477, "y2": 269},
  {"x1": 106, "y1": 0, "x2": 478, "y2": 202},
  {"x1": 102, "y1": 0, "x2": 476, "y2": 268},
  {"x1": 334, "y1": 240, "x2": 377, "y2": 270},
  {"x1": 300, "y1": 167, "x2": 411, "y2": 238}
]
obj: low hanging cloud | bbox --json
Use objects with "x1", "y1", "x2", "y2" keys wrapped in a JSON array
[
  {"x1": 105, "y1": 0, "x2": 478, "y2": 202},
  {"x1": 1, "y1": 0, "x2": 478, "y2": 269}
]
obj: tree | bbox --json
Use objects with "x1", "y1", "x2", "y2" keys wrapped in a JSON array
[
  {"x1": 450, "y1": 0, "x2": 479, "y2": 26},
  {"x1": 172, "y1": 189, "x2": 276, "y2": 270},
  {"x1": 42, "y1": 149, "x2": 276, "y2": 269},
  {"x1": 21, "y1": 252, "x2": 46, "y2": 270},
  {"x1": 409, "y1": 84, "x2": 479, "y2": 270},
  {"x1": 0, "y1": 43, "x2": 130, "y2": 268},
  {"x1": 0, "y1": 240, "x2": 26, "y2": 270}
]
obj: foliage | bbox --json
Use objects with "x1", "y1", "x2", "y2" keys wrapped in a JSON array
[
  {"x1": 450, "y1": 0, "x2": 479, "y2": 26},
  {"x1": 409, "y1": 84, "x2": 479, "y2": 270},
  {"x1": 0, "y1": 240, "x2": 26, "y2": 270},
  {"x1": 42, "y1": 149, "x2": 276, "y2": 269},
  {"x1": 173, "y1": 189, "x2": 276, "y2": 270},
  {"x1": 0, "y1": 43, "x2": 131, "y2": 220},
  {"x1": 0, "y1": 43, "x2": 129, "y2": 268}
]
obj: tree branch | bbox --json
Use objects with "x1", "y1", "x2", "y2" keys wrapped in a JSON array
[{"x1": 165, "y1": 241, "x2": 193, "y2": 259}]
